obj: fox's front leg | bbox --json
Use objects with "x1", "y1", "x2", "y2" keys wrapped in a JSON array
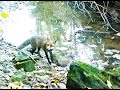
[
  {"x1": 44, "y1": 51, "x2": 51, "y2": 64},
  {"x1": 49, "y1": 50, "x2": 53, "y2": 63}
]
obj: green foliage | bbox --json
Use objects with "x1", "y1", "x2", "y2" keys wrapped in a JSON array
[
  {"x1": 11, "y1": 69, "x2": 26, "y2": 82},
  {"x1": 0, "y1": 29, "x2": 3, "y2": 33},
  {"x1": 31, "y1": 1, "x2": 78, "y2": 41},
  {"x1": 0, "y1": 11, "x2": 9, "y2": 18},
  {"x1": 32, "y1": 1, "x2": 54, "y2": 23}
]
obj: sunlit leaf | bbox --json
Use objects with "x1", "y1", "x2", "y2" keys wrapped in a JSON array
[
  {"x1": 115, "y1": 33, "x2": 120, "y2": 36},
  {"x1": 0, "y1": 12, "x2": 9, "y2": 18},
  {"x1": 61, "y1": 2, "x2": 64, "y2": 5},
  {"x1": 0, "y1": 29, "x2": 3, "y2": 33},
  {"x1": 54, "y1": 79, "x2": 59, "y2": 84},
  {"x1": 8, "y1": 81, "x2": 23, "y2": 89},
  {"x1": 107, "y1": 80, "x2": 112, "y2": 89},
  {"x1": 52, "y1": 76, "x2": 61, "y2": 84}
]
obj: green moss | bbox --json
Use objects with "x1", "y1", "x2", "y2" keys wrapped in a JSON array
[{"x1": 67, "y1": 61, "x2": 120, "y2": 89}]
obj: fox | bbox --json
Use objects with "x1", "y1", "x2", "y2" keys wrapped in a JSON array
[{"x1": 17, "y1": 36, "x2": 56, "y2": 64}]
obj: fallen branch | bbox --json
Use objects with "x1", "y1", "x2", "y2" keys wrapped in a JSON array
[{"x1": 75, "y1": 29, "x2": 115, "y2": 35}]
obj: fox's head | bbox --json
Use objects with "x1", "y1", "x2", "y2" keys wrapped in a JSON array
[{"x1": 46, "y1": 40, "x2": 56, "y2": 51}]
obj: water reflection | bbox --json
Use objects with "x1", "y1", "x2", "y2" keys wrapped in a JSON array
[{"x1": 75, "y1": 29, "x2": 120, "y2": 70}]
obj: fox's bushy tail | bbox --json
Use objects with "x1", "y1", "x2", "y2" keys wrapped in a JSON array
[{"x1": 17, "y1": 38, "x2": 31, "y2": 49}]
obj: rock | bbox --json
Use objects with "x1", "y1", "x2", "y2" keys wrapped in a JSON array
[
  {"x1": 22, "y1": 85, "x2": 31, "y2": 89},
  {"x1": 57, "y1": 83, "x2": 66, "y2": 89},
  {"x1": 32, "y1": 83, "x2": 48, "y2": 89},
  {"x1": 0, "y1": 65, "x2": 4, "y2": 70},
  {"x1": 66, "y1": 61, "x2": 120, "y2": 89},
  {"x1": 36, "y1": 75, "x2": 50, "y2": 84},
  {"x1": 113, "y1": 54, "x2": 120, "y2": 60},
  {"x1": 57, "y1": 58, "x2": 70, "y2": 67},
  {"x1": 13, "y1": 51, "x2": 35, "y2": 72}
]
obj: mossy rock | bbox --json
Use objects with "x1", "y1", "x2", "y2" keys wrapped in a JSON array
[
  {"x1": 14, "y1": 60, "x2": 35, "y2": 72},
  {"x1": 66, "y1": 61, "x2": 120, "y2": 89},
  {"x1": 13, "y1": 51, "x2": 35, "y2": 72}
]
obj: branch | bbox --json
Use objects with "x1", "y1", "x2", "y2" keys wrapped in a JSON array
[
  {"x1": 94, "y1": 1, "x2": 119, "y2": 32},
  {"x1": 73, "y1": 1, "x2": 119, "y2": 33}
]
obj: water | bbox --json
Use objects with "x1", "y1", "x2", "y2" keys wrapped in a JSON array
[
  {"x1": 1, "y1": 2, "x2": 119, "y2": 71},
  {"x1": 75, "y1": 30, "x2": 120, "y2": 70}
]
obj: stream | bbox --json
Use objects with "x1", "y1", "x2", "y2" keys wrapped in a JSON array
[
  {"x1": 74, "y1": 30, "x2": 120, "y2": 70},
  {"x1": 1, "y1": 2, "x2": 120, "y2": 71}
]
